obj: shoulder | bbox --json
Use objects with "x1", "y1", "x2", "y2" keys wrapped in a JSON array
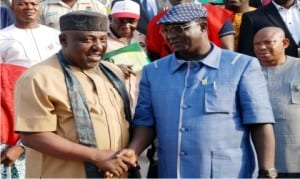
[
  {"x1": 287, "y1": 56, "x2": 300, "y2": 65},
  {"x1": 18, "y1": 55, "x2": 62, "y2": 82},
  {"x1": 219, "y1": 49, "x2": 259, "y2": 69},
  {"x1": 0, "y1": 25, "x2": 15, "y2": 34},
  {"x1": 38, "y1": 24, "x2": 60, "y2": 32},
  {"x1": 143, "y1": 54, "x2": 172, "y2": 71}
]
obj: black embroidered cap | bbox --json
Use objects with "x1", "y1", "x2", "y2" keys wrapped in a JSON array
[{"x1": 59, "y1": 11, "x2": 108, "y2": 31}]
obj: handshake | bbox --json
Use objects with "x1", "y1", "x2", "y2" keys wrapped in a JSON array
[{"x1": 91, "y1": 148, "x2": 138, "y2": 178}]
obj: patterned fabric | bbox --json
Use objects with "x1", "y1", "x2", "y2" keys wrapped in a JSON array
[
  {"x1": 57, "y1": 52, "x2": 101, "y2": 177},
  {"x1": 0, "y1": 144, "x2": 25, "y2": 179},
  {"x1": 157, "y1": 3, "x2": 207, "y2": 24},
  {"x1": 58, "y1": 52, "x2": 98, "y2": 147}
]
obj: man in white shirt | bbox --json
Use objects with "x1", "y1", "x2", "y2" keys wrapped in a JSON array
[{"x1": 0, "y1": 0, "x2": 61, "y2": 67}]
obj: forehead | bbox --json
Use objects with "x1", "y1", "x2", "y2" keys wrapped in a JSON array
[
  {"x1": 68, "y1": 30, "x2": 107, "y2": 37},
  {"x1": 111, "y1": 16, "x2": 138, "y2": 21},
  {"x1": 12, "y1": 0, "x2": 39, "y2": 4},
  {"x1": 254, "y1": 30, "x2": 277, "y2": 41}
]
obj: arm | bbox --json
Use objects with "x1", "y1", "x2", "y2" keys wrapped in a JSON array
[
  {"x1": 219, "y1": 20, "x2": 235, "y2": 51},
  {"x1": 127, "y1": 126, "x2": 156, "y2": 156},
  {"x1": 220, "y1": 34, "x2": 235, "y2": 51},
  {"x1": 250, "y1": 124, "x2": 275, "y2": 170},
  {"x1": 238, "y1": 12, "x2": 256, "y2": 56},
  {"x1": 21, "y1": 132, "x2": 135, "y2": 176}
]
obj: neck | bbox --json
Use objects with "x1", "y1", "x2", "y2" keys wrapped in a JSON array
[
  {"x1": 15, "y1": 22, "x2": 39, "y2": 29},
  {"x1": 177, "y1": 42, "x2": 213, "y2": 61},
  {"x1": 63, "y1": 0, "x2": 76, "y2": 7}
]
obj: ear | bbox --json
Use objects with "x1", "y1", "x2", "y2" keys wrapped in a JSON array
[
  {"x1": 59, "y1": 33, "x2": 67, "y2": 47},
  {"x1": 200, "y1": 21, "x2": 208, "y2": 32},
  {"x1": 282, "y1": 37, "x2": 290, "y2": 49}
]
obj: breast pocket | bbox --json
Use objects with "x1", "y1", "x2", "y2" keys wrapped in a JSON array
[
  {"x1": 204, "y1": 83, "x2": 236, "y2": 113},
  {"x1": 291, "y1": 81, "x2": 300, "y2": 104}
]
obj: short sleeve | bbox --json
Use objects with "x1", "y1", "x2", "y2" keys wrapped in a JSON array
[
  {"x1": 14, "y1": 72, "x2": 57, "y2": 132},
  {"x1": 238, "y1": 58, "x2": 275, "y2": 124}
]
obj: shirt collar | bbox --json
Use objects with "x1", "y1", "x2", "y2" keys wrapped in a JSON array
[
  {"x1": 272, "y1": 0, "x2": 300, "y2": 10},
  {"x1": 170, "y1": 44, "x2": 222, "y2": 73}
]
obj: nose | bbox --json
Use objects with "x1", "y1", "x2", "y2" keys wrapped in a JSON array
[
  {"x1": 164, "y1": 32, "x2": 177, "y2": 42},
  {"x1": 91, "y1": 40, "x2": 106, "y2": 51},
  {"x1": 254, "y1": 42, "x2": 267, "y2": 50}
]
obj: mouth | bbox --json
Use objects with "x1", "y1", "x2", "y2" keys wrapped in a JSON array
[
  {"x1": 87, "y1": 54, "x2": 102, "y2": 62},
  {"x1": 24, "y1": 11, "x2": 36, "y2": 16}
]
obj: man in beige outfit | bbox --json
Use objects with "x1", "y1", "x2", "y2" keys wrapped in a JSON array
[{"x1": 15, "y1": 11, "x2": 137, "y2": 178}]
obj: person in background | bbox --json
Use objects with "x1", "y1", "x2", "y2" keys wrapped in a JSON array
[
  {"x1": 0, "y1": 0, "x2": 61, "y2": 68},
  {"x1": 238, "y1": 0, "x2": 300, "y2": 58},
  {"x1": 40, "y1": 0, "x2": 107, "y2": 30},
  {"x1": 223, "y1": 0, "x2": 256, "y2": 50},
  {"x1": 146, "y1": 0, "x2": 235, "y2": 61},
  {"x1": 1, "y1": 64, "x2": 27, "y2": 179},
  {"x1": 14, "y1": 11, "x2": 137, "y2": 178},
  {"x1": 107, "y1": 0, "x2": 145, "y2": 52},
  {"x1": 0, "y1": 5, "x2": 15, "y2": 29},
  {"x1": 120, "y1": 3, "x2": 277, "y2": 178},
  {"x1": 253, "y1": 26, "x2": 300, "y2": 178}
]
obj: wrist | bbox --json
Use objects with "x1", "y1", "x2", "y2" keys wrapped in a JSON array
[{"x1": 258, "y1": 168, "x2": 278, "y2": 178}]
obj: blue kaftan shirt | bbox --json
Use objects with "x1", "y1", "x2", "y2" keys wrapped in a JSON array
[{"x1": 133, "y1": 45, "x2": 275, "y2": 178}]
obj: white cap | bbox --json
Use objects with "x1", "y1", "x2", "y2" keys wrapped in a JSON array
[{"x1": 111, "y1": 0, "x2": 140, "y2": 19}]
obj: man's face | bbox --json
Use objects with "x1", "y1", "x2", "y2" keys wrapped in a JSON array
[
  {"x1": 110, "y1": 16, "x2": 139, "y2": 38},
  {"x1": 253, "y1": 29, "x2": 288, "y2": 66},
  {"x1": 168, "y1": 0, "x2": 193, "y2": 6},
  {"x1": 11, "y1": 0, "x2": 40, "y2": 25},
  {"x1": 162, "y1": 20, "x2": 206, "y2": 54},
  {"x1": 224, "y1": 0, "x2": 248, "y2": 11},
  {"x1": 60, "y1": 31, "x2": 108, "y2": 69}
]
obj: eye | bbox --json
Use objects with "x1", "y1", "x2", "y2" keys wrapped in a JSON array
[
  {"x1": 82, "y1": 38, "x2": 93, "y2": 43},
  {"x1": 99, "y1": 37, "x2": 107, "y2": 43}
]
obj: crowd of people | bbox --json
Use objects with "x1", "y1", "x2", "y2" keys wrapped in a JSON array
[{"x1": 1, "y1": 0, "x2": 299, "y2": 178}]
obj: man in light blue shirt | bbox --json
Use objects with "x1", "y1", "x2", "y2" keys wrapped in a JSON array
[{"x1": 120, "y1": 3, "x2": 277, "y2": 178}]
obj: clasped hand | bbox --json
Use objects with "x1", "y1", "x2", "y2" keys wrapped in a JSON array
[{"x1": 94, "y1": 149, "x2": 137, "y2": 178}]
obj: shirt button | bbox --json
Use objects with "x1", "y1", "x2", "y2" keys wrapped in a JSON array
[
  {"x1": 182, "y1": 104, "x2": 190, "y2": 109},
  {"x1": 179, "y1": 128, "x2": 187, "y2": 132},
  {"x1": 180, "y1": 151, "x2": 186, "y2": 156}
]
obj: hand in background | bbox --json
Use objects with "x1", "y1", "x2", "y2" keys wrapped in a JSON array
[
  {"x1": 1, "y1": 145, "x2": 24, "y2": 166},
  {"x1": 117, "y1": 64, "x2": 136, "y2": 79}
]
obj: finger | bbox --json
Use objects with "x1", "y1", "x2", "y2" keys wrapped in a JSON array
[
  {"x1": 118, "y1": 160, "x2": 129, "y2": 172},
  {"x1": 118, "y1": 155, "x2": 137, "y2": 167},
  {"x1": 103, "y1": 171, "x2": 113, "y2": 178},
  {"x1": 111, "y1": 168, "x2": 121, "y2": 177},
  {"x1": 2, "y1": 159, "x2": 12, "y2": 167},
  {"x1": 1, "y1": 154, "x2": 7, "y2": 162}
]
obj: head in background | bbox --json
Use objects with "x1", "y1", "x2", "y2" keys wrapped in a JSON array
[
  {"x1": 158, "y1": 3, "x2": 210, "y2": 60},
  {"x1": 224, "y1": 0, "x2": 250, "y2": 13},
  {"x1": 253, "y1": 26, "x2": 289, "y2": 67},
  {"x1": 168, "y1": 0, "x2": 193, "y2": 6},
  {"x1": 59, "y1": 11, "x2": 108, "y2": 69},
  {"x1": 11, "y1": 0, "x2": 40, "y2": 28},
  {"x1": 109, "y1": 0, "x2": 140, "y2": 38}
]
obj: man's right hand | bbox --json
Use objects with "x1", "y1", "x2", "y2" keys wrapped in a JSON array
[{"x1": 93, "y1": 149, "x2": 136, "y2": 177}]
